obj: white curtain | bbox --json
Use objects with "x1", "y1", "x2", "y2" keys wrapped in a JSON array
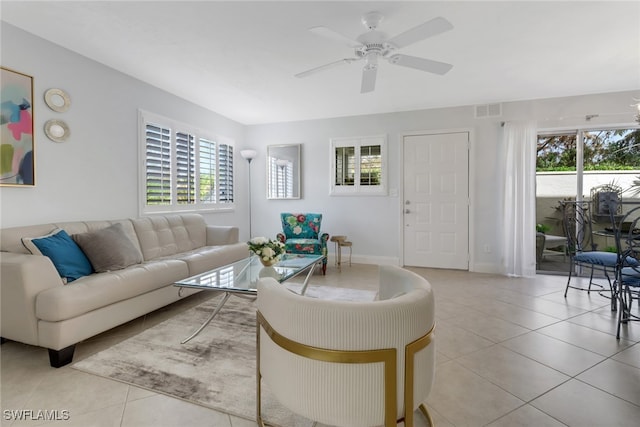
[{"x1": 502, "y1": 120, "x2": 537, "y2": 277}]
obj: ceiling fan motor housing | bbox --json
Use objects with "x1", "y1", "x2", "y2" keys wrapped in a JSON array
[
  {"x1": 356, "y1": 29, "x2": 395, "y2": 59},
  {"x1": 356, "y1": 43, "x2": 393, "y2": 59}
]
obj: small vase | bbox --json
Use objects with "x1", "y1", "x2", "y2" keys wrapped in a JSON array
[{"x1": 260, "y1": 258, "x2": 278, "y2": 267}]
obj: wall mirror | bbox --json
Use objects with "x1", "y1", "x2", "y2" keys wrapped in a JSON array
[{"x1": 267, "y1": 144, "x2": 300, "y2": 199}]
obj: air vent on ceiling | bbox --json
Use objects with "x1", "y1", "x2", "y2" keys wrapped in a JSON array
[{"x1": 474, "y1": 103, "x2": 502, "y2": 118}]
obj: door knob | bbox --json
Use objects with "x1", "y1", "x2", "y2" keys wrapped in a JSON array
[{"x1": 405, "y1": 209, "x2": 411, "y2": 214}]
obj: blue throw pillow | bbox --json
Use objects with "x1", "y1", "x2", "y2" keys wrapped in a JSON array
[{"x1": 24, "y1": 229, "x2": 94, "y2": 282}]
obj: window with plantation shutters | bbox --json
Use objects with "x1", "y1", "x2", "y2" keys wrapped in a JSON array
[
  {"x1": 139, "y1": 110, "x2": 235, "y2": 214},
  {"x1": 330, "y1": 135, "x2": 387, "y2": 196}
]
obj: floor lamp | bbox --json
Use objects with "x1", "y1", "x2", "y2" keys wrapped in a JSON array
[
  {"x1": 240, "y1": 149, "x2": 257, "y2": 238},
  {"x1": 276, "y1": 159, "x2": 288, "y2": 198}
]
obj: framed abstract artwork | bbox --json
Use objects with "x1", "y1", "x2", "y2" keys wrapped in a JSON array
[{"x1": 1, "y1": 67, "x2": 35, "y2": 186}]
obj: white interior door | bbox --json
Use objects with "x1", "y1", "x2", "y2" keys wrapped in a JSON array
[{"x1": 403, "y1": 132, "x2": 469, "y2": 269}]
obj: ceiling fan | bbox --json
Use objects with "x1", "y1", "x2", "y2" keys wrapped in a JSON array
[{"x1": 295, "y1": 11, "x2": 454, "y2": 93}]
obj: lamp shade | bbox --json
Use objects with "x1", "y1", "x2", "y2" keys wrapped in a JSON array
[{"x1": 240, "y1": 149, "x2": 257, "y2": 160}]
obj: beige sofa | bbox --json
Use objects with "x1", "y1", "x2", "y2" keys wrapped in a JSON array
[{"x1": 0, "y1": 214, "x2": 248, "y2": 367}]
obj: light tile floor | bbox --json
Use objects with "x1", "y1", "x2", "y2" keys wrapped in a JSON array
[{"x1": 1, "y1": 265, "x2": 639, "y2": 426}]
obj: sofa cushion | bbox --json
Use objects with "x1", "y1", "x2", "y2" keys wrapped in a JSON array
[
  {"x1": 1, "y1": 220, "x2": 140, "y2": 255},
  {"x1": 132, "y1": 214, "x2": 207, "y2": 260},
  {"x1": 72, "y1": 223, "x2": 144, "y2": 273},
  {"x1": 168, "y1": 242, "x2": 250, "y2": 276},
  {"x1": 35, "y1": 259, "x2": 189, "y2": 322},
  {"x1": 284, "y1": 238, "x2": 323, "y2": 255},
  {"x1": 60, "y1": 220, "x2": 143, "y2": 255},
  {"x1": 22, "y1": 228, "x2": 94, "y2": 282}
]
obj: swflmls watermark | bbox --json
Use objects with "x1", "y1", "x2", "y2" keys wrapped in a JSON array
[{"x1": 3, "y1": 409, "x2": 70, "y2": 421}]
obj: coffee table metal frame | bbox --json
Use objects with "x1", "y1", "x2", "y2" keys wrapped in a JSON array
[{"x1": 174, "y1": 254, "x2": 324, "y2": 344}]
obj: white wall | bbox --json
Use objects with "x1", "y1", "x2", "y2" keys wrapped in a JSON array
[
  {"x1": 537, "y1": 171, "x2": 640, "y2": 198},
  {"x1": 0, "y1": 23, "x2": 247, "y2": 229},
  {"x1": 2, "y1": 23, "x2": 638, "y2": 274},
  {"x1": 245, "y1": 107, "x2": 476, "y2": 267},
  {"x1": 247, "y1": 92, "x2": 640, "y2": 273}
]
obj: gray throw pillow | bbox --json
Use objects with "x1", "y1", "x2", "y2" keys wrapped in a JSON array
[{"x1": 73, "y1": 223, "x2": 143, "y2": 272}]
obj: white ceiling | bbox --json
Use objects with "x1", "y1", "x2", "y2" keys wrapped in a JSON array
[{"x1": 2, "y1": 1, "x2": 639, "y2": 125}]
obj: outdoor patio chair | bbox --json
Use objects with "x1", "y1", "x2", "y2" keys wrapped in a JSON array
[
  {"x1": 607, "y1": 203, "x2": 640, "y2": 339},
  {"x1": 562, "y1": 201, "x2": 619, "y2": 308}
]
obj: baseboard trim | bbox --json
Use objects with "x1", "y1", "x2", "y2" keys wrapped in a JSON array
[
  {"x1": 471, "y1": 262, "x2": 503, "y2": 275},
  {"x1": 327, "y1": 254, "x2": 399, "y2": 266},
  {"x1": 328, "y1": 255, "x2": 503, "y2": 274}
]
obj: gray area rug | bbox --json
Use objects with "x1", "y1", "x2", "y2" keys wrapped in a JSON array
[{"x1": 72, "y1": 285, "x2": 376, "y2": 426}]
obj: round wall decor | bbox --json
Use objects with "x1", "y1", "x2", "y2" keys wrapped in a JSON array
[
  {"x1": 44, "y1": 88, "x2": 71, "y2": 112},
  {"x1": 44, "y1": 119, "x2": 70, "y2": 142}
]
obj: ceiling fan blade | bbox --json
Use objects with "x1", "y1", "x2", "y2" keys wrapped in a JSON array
[
  {"x1": 388, "y1": 54, "x2": 453, "y2": 75},
  {"x1": 387, "y1": 16, "x2": 453, "y2": 49},
  {"x1": 309, "y1": 26, "x2": 362, "y2": 48},
  {"x1": 360, "y1": 67, "x2": 377, "y2": 93},
  {"x1": 295, "y1": 58, "x2": 357, "y2": 78}
]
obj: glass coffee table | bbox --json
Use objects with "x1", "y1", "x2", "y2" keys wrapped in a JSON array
[{"x1": 174, "y1": 253, "x2": 324, "y2": 344}]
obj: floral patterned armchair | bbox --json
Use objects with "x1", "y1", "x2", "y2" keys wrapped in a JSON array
[{"x1": 276, "y1": 213, "x2": 329, "y2": 274}]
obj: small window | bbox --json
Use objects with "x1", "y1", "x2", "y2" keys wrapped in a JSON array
[
  {"x1": 139, "y1": 110, "x2": 235, "y2": 214},
  {"x1": 330, "y1": 135, "x2": 387, "y2": 195}
]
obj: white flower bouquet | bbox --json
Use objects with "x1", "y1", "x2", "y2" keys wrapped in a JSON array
[{"x1": 247, "y1": 237, "x2": 286, "y2": 265}]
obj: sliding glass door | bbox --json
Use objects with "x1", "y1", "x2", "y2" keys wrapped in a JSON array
[{"x1": 535, "y1": 127, "x2": 640, "y2": 273}]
